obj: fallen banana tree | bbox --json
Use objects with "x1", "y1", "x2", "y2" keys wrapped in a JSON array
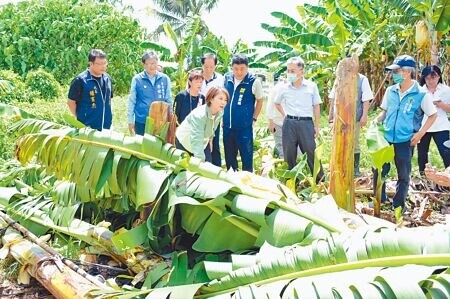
[
  {"x1": 0, "y1": 213, "x2": 113, "y2": 298},
  {"x1": 0, "y1": 185, "x2": 167, "y2": 276},
  {"x1": 92, "y1": 226, "x2": 450, "y2": 298},
  {"x1": 0, "y1": 110, "x2": 449, "y2": 298}
]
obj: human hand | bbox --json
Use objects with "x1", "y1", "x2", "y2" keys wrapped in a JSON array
[
  {"x1": 268, "y1": 121, "x2": 275, "y2": 133},
  {"x1": 359, "y1": 115, "x2": 368, "y2": 127},
  {"x1": 410, "y1": 131, "x2": 424, "y2": 146},
  {"x1": 314, "y1": 126, "x2": 319, "y2": 139},
  {"x1": 433, "y1": 100, "x2": 443, "y2": 108},
  {"x1": 128, "y1": 123, "x2": 135, "y2": 136},
  {"x1": 370, "y1": 119, "x2": 380, "y2": 127}
]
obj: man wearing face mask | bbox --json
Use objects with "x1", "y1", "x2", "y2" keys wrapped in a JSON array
[
  {"x1": 373, "y1": 54, "x2": 437, "y2": 224},
  {"x1": 274, "y1": 57, "x2": 324, "y2": 183}
]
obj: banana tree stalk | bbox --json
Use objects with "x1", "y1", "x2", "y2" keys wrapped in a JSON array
[
  {"x1": 0, "y1": 210, "x2": 105, "y2": 287},
  {"x1": 0, "y1": 220, "x2": 112, "y2": 298},
  {"x1": 329, "y1": 55, "x2": 358, "y2": 212}
]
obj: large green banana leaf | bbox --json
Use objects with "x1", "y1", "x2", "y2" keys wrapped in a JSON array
[
  {"x1": 92, "y1": 258, "x2": 449, "y2": 298},
  {"x1": 11, "y1": 118, "x2": 344, "y2": 254},
  {"x1": 96, "y1": 226, "x2": 449, "y2": 297}
]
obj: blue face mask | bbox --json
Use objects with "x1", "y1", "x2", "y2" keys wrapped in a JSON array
[
  {"x1": 287, "y1": 74, "x2": 298, "y2": 83},
  {"x1": 392, "y1": 73, "x2": 404, "y2": 84}
]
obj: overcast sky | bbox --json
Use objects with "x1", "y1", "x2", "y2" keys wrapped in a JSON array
[{"x1": 123, "y1": 0, "x2": 315, "y2": 46}]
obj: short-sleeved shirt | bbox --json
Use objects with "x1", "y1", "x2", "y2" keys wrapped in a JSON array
[
  {"x1": 68, "y1": 75, "x2": 113, "y2": 101},
  {"x1": 381, "y1": 82, "x2": 435, "y2": 117},
  {"x1": 233, "y1": 78, "x2": 264, "y2": 100},
  {"x1": 201, "y1": 72, "x2": 224, "y2": 96},
  {"x1": 274, "y1": 79, "x2": 321, "y2": 117},
  {"x1": 174, "y1": 90, "x2": 205, "y2": 123},
  {"x1": 420, "y1": 83, "x2": 450, "y2": 132},
  {"x1": 266, "y1": 81, "x2": 288, "y2": 126},
  {"x1": 329, "y1": 74, "x2": 373, "y2": 102}
]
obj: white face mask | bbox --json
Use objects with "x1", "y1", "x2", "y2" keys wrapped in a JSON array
[{"x1": 287, "y1": 73, "x2": 298, "y2": 83}]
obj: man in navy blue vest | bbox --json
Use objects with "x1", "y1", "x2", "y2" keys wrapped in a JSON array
[
  {"x1": 373, "y1": 54, "x2": 437, "y2": 223},
  {"x1": 127, "y1": 51, "x2": 172, "y2": 136},
  {"x1": 223, "y1": 54, "x2": 263, "y2": 172},
  {"x1": 68, "y1": 49, "x2": 113, "y2": 131}
]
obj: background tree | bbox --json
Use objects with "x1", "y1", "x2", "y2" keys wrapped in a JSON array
[
  {"x1": 0, "y1": 0, "x2": 145, "y2": 93},
  {"x1": 149, "y1": 0, "x2": 219, "y2": 38},
  {"x1": 254, "y1": 0, "x2": 449, "y2": 102}
]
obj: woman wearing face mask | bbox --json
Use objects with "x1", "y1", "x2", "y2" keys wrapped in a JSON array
[
  {"x1": 417, "y1": 65, "x2": 450, "y2": 175},
  {"x1": 175, "y1": 86, "x2": 229, "y2": 162},
  {"x1": 372, "y1": 54, "x2": 437, "y2": 224}
]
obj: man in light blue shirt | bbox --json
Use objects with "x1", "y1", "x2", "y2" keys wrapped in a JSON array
[
  {"x1": 275, "y1": 57, "x2": 324, "y2": 182},
  {"x1": 127, "y1": 51, "x2": 172, "y2": 135}
]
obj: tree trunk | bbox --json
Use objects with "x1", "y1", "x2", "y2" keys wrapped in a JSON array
[
  {"x1": 148, "y1": 101, "x2": 176, "y2": 144},
  {"x1": 329, "y1": 55, "x2": 358, "y2": 212},
  {"x1": 0, "y1": 224, "x2": 110, "y2": 298}
]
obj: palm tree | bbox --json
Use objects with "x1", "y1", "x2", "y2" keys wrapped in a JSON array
[{"x1": 150, "y1": 0, "x2": 220, "y2": 38}]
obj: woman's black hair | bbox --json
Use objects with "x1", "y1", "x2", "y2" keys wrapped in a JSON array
[{"x1": 419, "y1": 65, "x2": 442, "y2": 86}]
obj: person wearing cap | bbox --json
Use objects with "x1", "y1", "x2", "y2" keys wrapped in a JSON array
[
  {"x1": 373, "y1": 54, "x2": 437, "y2": 223},
  {"x1": 417, "y1": 65, "x2": 450, "y2": 174},
  {"x1": 274, "y1": 56, "x2": 324, "y2": 183}
]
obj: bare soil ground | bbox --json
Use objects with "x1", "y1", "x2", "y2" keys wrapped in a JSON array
[{"x1": 0, "y1": 278, "x2": 53, "y2": 299}]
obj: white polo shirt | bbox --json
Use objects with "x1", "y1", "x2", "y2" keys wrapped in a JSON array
[
  {"x1": 420, "y1": 83, "x2": 450, "y2": 132},
  {"x1": 274, "y1": 79, "x2": 321, "y2": 117}
]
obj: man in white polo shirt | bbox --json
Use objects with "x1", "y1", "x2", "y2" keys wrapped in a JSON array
[
  {"x1": 274, "y1": 56, "x2": 324, "y2": 182},
  {"x1": 200, "y1": 53, "x2": 224, "y2": 167}
]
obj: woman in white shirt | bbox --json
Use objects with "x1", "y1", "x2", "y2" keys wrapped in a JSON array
[{"x1": 418, "y1": 65, "x2": 450, "y2": 174}]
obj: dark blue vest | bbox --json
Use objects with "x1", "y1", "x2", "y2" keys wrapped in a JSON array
[
  {"x1": 75, "y1": 70, "x2": 112, "y2": 131},
  {"x1": 223, "y1": 72, "x2": 256, "y2": 129},
  {"x1": 133, "y1": 71, "x2": 171, "y2": 124}
]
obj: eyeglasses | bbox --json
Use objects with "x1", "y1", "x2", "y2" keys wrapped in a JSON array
[{"x1": 94, "y1": 61, "x2": 108, "y2": 66}]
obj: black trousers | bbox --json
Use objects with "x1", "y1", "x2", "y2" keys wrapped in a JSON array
[{"x1": 282, "y1": 118, "x2": 324, "y2": 182}]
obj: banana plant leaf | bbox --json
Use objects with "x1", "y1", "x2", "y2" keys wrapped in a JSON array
[
  {"x1": 93, "y1": 259, "x2": 449, "y2": 298},
  {"x1": 366, "y1": 122, "x2": 395, "y2": 170},
  {"x1": 0, "y1": 103, "x2": 34, "y2": 119}
]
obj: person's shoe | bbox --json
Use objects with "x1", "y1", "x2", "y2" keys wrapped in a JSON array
[{"x1": 394, "y1": 206, "x2": 404, "y2": 225}]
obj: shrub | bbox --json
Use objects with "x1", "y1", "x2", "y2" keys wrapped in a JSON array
[
  {"x1": 25, "y1": 68, "x2": 61, "y2": 101},
  {"x1": 0, "y1": 70, "x2": 30, "y2": 103}
]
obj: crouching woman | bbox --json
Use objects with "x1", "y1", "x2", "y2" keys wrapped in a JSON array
[{"x1": 175, "y1": 86, "x2": 229, "y2": 162}]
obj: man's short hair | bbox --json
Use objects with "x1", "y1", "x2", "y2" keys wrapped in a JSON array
[
  {"x1": 201, "y1": 53, "x2": 217, "y2": 65},
  {"x1": 286, "y1": 57, "x2": 305, "y2": 69},
  {"x1": 89, "y1": 49, "x2": 106, "y2": 62},
  {"x1": 142, "y1": 51, "x2": 159, "y2": 63},
  {"x1": 231, "y1": 54, "x2": 248, "y2": 66}
]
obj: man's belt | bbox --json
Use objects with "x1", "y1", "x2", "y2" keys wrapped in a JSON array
[{"x1": 286, "y1": 115, "x2": 312, "y2": 121}]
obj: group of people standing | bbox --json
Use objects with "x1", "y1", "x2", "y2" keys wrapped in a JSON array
[
  {"x1": 67, "y1": 49, "x2": 264, "y2": 173},
  {"x1": 67, "y1": 49, "x2": 449, "y2": 223}
]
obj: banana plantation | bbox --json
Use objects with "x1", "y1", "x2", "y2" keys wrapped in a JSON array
[{"x1": 0, "y1": 0, "x2": 449, "y2": 298}]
